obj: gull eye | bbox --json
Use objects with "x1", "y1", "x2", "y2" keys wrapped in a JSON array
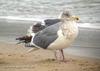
[{"x1": 76, "y1": 17, "x2": 79, "y2": 20}]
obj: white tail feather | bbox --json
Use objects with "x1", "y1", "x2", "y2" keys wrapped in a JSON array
[{"x1": 27, "y1": 48, "x2": 39, "y2": 53}]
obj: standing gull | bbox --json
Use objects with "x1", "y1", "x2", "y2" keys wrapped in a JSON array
[{"x1": 28, "y1": 10, "x2": 79, "y2": 61}]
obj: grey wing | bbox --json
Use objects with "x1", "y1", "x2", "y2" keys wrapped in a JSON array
[
  {"x1": 33, "y1": 23, "x2": 60, "y2": 49},
  {"x1": 44, "y1": 19, "x2": 60, "y2": 26}
]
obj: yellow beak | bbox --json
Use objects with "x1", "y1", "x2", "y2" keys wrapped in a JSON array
[{"x1": 72, "y1": 16, "x2": 80, "y2": 21}]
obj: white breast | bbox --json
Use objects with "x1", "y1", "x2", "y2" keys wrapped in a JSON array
[{"x1": 48, "y1": 22, "x2": 78, "y2": 50}]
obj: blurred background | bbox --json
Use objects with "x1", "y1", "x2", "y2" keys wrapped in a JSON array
[{"x1": 0, "y1": 0, "x2": 100, "y2": 58}]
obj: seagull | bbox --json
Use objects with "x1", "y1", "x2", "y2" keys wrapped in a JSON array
[{"x1": 27, "y1": 10, "x2": 79, "y2": 61}]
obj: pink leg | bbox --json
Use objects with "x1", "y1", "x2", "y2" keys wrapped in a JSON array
[
  {"x1": 60, "y1": 49, "x2": 65, "y2": 61},
  {"x1": 55, "y1": 49, "x2": 65, "y2": 61}
]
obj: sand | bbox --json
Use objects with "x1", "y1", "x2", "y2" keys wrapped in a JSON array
[{"x1": 0, "y1": 42, "x2": 100, "y2": 71}]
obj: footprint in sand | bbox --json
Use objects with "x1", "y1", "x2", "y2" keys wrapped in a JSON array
[
  {"x1": 0, "y1": 53, "x2": 3, "y2": 55},
  {"x1": 8, "y1": 54, "x2": 12, "y2": 56},
  {"x1": 20, "y1": 55, "x2": 24, "y2": 57}
]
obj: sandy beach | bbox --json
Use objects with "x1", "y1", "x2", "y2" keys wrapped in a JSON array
[
  {"x1": 0, "y1": 0, "x2": 100, "y2": 71},
  {"x1": 0, "y1": 42, "x2": 100, "y2": 71}
]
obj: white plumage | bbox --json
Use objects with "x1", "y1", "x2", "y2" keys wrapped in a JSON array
[{"x1": 18, "y1": 10, "x2": 79, "y2": 61}]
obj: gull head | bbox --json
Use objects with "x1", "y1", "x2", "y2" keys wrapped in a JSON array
[{"x1": 60, "y1": 10, "x2": 79, "y2": 22}]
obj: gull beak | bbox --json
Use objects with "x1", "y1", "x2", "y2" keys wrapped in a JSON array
[{"x1": 72, "y1": 16, "x2": 80, "y2": 21}]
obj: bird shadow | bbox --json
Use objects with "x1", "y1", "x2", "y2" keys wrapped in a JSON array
[
  {"x1": 34, "y1": 58, "x2": 69, "y2": 64},
  {"x1": 34, "y1": 59, "x2": 58, "y2": 64}
]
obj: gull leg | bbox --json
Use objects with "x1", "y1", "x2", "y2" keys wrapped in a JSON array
[
  {"x1": 60, "y1": 49, "x2": 68, "y2": 62},
  {"x1": 55, "y1": 49, "x2": 66, "y2": 62},
  {"x1": 55, "y1": 50, "x2": 63, "y2": 61},
  {"x1": 60, "y1": 49, "x2": 65, "y2": 61}
]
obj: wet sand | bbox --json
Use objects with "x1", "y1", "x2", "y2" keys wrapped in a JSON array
[{"x1": 0, "y1": 42, "x2": 100, "y2": 71}]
